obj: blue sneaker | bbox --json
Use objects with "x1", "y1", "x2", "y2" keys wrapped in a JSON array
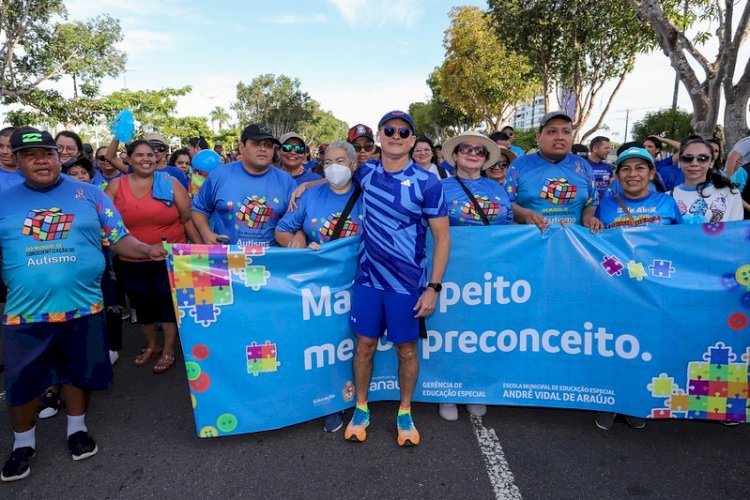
[
  {"x1": 344, "y1": 408, "x2": 370, "y2": 442},
  {"x1": 323, "y1": 412, "x2": 344, "y2": 433},
  {"x1": 397, "y1": 413, "x2": 420, "y2": 446}
]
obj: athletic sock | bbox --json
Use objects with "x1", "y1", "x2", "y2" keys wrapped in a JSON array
[
  {"x1": 66, "y1": 414, "x2": 87, "y2": 438},
  {"x1": 356, "y1": 401, "x2": 369, "y2": 413},
  {"x1": 398, "y1": 406, "x2": 411, "y2": 417},
  {"x1": 13, "y1": 427, "x2": 36, "y2": 451}
]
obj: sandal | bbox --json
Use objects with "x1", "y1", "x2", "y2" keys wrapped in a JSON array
[
  {"x1": 152, "y1": 353, "x2": 175, "y2": 374},
  {"x1": 134, "y1": 347, "x2": 161, "y2": 366}
]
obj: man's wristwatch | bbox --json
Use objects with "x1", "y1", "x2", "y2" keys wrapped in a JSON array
[{"x1": 427, "y1": 282, "x2": 442, "y2": 292}]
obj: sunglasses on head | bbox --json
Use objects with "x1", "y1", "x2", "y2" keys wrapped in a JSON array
[
  {"x1": 280, "y1": 144, "x2": 306, "y2": 154},
  {"x1": 353, "y1": 143, "x2": 375, "y2": 153},
  {"x1": 382, "y1": 126, "x2": 411, "y2": 139},
  {"x1": 457, "y1": 144, "x2": 488, "y2": 157},
  {"x1": 489, "y1": 160, "x2": 509, "y2": 169},
  {"x1": 679, "y1": 153, "x2": 711, "y2": 164}
]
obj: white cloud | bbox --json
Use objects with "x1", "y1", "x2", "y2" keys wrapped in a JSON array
[
  {"x1": 264, "y1": 13, "x2": 327, "y2": 25},
  {"x1": 117, "y1": 30, "x2": 178, "y2": 56},
  {"x1": 327, "y1": 0, "x2": 424, "y2": 28}
]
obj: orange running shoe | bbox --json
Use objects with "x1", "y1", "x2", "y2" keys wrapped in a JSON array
[
  {"x1": 344, "y1": 407, "x2": 370, "y2": 442},
  {"x1": 397, "y1": 413, "x2": 420, "y2": 446}
]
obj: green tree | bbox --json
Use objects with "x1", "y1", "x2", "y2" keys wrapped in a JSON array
[
  {"x1": 232, "y1": 74, "x2": 314, "y2": 138},
  {"x1": 631, "y1": 108, "x2": 694, "y2": 143},
  {"x1": 489, "y1": 0, "x2": 655, "y2": 142},
  {"x1": 298, "y1": 103, "x2": 348, "y2": 152},
  {"x1": 438, "y1": 6, "x2": 539, "y2": 132},
  {"x1": 209, "y1": 106, "x2": 231, "y2": 132},
  {"x1": 627, "y1": 0, "x2": 750, "y2": 148},
  {"x1": 512, "y1": 129, "x2": 538, "y2": 154},
  {"x1": 0, "y1": 0, "x2": 125, "y2": 121}
]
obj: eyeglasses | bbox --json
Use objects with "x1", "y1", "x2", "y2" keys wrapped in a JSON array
[
  {"x1": 489, "y1": 160, "x2": 509, "y2": 170},
  {"x1": 57, "y1": 145, "x2": 78, "y2": 153},
  {"x1": 152, "y1": 145, "x2": 167, "y2": 153},
  {"x1": 457, "y1": 144, "x2": 488, "y2": 157},
  {"x1": 280, "y1": 144, "x2": 306, "y2": 154},
  {"x1": 679, "y1": 154, "x2": 711, "y2": 164},
  {"x1": 382, "y1": 126, "x2": 411, "y2": 139},
  {"x1": 353, "y1": 143, "x2": 375, "y2": 153},
  {"x1": 96, "y1": 156, "x2": 108, "y2": 162}
]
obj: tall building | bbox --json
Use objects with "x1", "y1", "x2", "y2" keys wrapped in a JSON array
[{"x1": 511, "y1": 94, "x2": 545, "y2": 130}]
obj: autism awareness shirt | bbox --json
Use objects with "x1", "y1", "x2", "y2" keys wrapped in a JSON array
[
  {"x1": 0, "y1": 177, "x2": 128, "y2": 325},
  {"x1": 505, "y1": 152, "x2": 599, "y2": 225},
  {"x1": 276, "y1": 183, "x2": 363, "y2": 244},
  {"x1": 289, "y1": 168, "x2": 322, "y2": 186},
  {"x1": 586, "y1": 159, "x2": 613, "y2": 201},
  {"x1": 441, "y1": 176, "x2": 513, "y2": 226},
  {"x1": 353, "y1": 160, "x2": 447, "y2": 295},
  {"x1": 192, "y1": 161, "x2": 296, "y2": 246},
  {"x1": 91, "y1": 170, "x2": 123, "y2": 191},
  {"x1": 0, "y1": 170, "x2": 24, "y2": 192},
  {"x1": 671, "y1": 183, "x2": 743, "y2": 223},
  {"x1": 595, "y1": 192, "x2": 683, "y2": 229}
]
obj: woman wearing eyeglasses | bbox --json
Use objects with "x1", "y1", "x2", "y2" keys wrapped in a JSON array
[
  {"x1": 436, "y1": 131, "x2": 513, "y2": 422},
  {"x1": 278, "y1": 132, "x2": 321, "y2": 185},
  {"x1": 55, "y1": 131, "x2": 83, "y2": 166},
  {"x1": 485, "y1": 147, "x2": 517, "y2": 185},
  {"x1": 411, "y1": 136, "x2": 451, "y2": 179},
  {"x1": 671, "y1": 137, "x2": 742, "y2": 223}
]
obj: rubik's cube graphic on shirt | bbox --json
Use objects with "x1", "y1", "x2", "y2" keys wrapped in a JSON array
[
  {"x1": 460, "y1": 196, "x2": 499, "y2": 221},
  {"x1": 22, "y1": 208, "x2": 74, "y2": 241},
  {"x1": 541, "y1": 178, "x2": 577, "y2": 205},
  {"x1": 236, "y1": 196, "x2": 272, "y2": 229},
  {"x1": 319, "y1": 213, "x2": 360, "y2": 241}
]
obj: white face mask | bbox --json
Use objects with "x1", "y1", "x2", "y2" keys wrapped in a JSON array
[{"x1": 325, "y1": 163, "x2": 352, "y2": 188}]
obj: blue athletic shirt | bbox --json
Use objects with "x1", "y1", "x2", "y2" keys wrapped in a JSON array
[
  {"x1": 587, "y1": 159, "x2": 613, "y2": 201},
  {"x1": 505, "y1": 152, "x2": 599, "y2": 224},
  {"x1": 0, "y1": 176, "x2": 128, "y2": 325},
  {"x1": 276, "y1": 183, "x2": 363, "y2": 244},
  {"x1": 509, "y1": 145, "x2": 524, "y2": 157},
  {"x1": 0, "y1": 170, "x2": 24, "y2": 192},
  {"x1": 290, "y1": 168, "x2": 322, "y2": 186},
  {"x1": 595, "y1": 192, "x2": 683, "y2": 229},
  {"x1": 192, "y1": 160, "x2": 296, "y2": 246},
  {"x1": 127, "y1": 164, "x2": 188, "y2": 189},
  {"x1": 658, "y1": 163, "x2": 684, "y2": 191},
  {"x1": 92, "y1": 170, "x2": 123, "y2": 191},
  {"x1": 441, "y1": 176, "x2": 513, "y2": 226},
  {"x1": 353, "y1": 160, "x2": 447, "y2": 294}
]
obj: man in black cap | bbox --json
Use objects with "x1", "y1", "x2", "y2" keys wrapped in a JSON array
[
  {"x1": 192, "y1": 124, "x2": 297, "y2": 246},
  {"x1": 347, "y1": 124, "x2": 376, "y2": 167},
  {"x1": 0, "y1": 127, "x2": 167, "y2": 482}
]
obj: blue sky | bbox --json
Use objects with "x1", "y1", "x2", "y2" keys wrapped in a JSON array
[{"x1": 8, "y1": 0, "x2": 739, "y2": 142}]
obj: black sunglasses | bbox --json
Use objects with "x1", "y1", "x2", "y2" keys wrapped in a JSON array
[
  {"x1": 280, "y1": 144, "x2": 306, "y2": 154},
  {"x1": 383, "y1": 126, "x2": 411, "y2": 139},
  {"x1": 96, "y1": 156, "x2": 108, "y2": 162},
  {"x1": 457, "y1": 144, "x2": 488, "y2": 157},
  {"x1": 153, "y1": 145, "x2": 167, "y2": 153},
  {"x1": 489, "y1": 160, "x2": 509, "y2": 169},
  {"x1": 679, "y1": 154, "x2": 711, "y2": 164},
  {"x1": 353, "y1": 143, "x2": 375, "y2": 153}
]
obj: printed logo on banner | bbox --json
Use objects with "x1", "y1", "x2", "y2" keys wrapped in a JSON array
[{"x1": 246, "y1": 341, "x2": 280, "y2": 376}]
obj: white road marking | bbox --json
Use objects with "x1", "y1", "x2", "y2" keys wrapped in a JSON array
[{"x1": 470, "y1": 414, "x2": 522, "y2": 500}]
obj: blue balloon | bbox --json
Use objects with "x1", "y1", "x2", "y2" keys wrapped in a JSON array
[{"x1": 192, "y1": 150, "x2": 222, "y2": 174}]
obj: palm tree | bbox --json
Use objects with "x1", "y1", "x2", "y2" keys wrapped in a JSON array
[{"x1": 209, "y1": 106, "x2": 231, "y2": 132}]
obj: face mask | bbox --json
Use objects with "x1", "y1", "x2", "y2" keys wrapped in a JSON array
[{"x1": 325, "y1": 163, "x2": 352, "y2": 188}]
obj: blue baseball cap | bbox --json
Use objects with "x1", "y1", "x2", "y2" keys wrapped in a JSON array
[
  {"x1": 378, "y1": 110, "x2": 415, "y2": 133},
  {"x1": 615, "y1": 147, "x2": 654, "y2": 169}
]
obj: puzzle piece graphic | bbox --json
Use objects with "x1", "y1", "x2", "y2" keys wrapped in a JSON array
[
  {"x1": 247, "y1": 358, "x2": 263, "y2": 375},
  {"x1": 244, "y1": 245, "x2": 266, "y2": 256},
  {"x1": 211, "y1": 285, "x2": 233, "y2": 305},
  {"x1": 648, "y1": 373, "x2": 677, "y2": 397},
  {"x1": 209, "y1": 268, "x2": 230, "y2": 287},
  {"x1": 176, "y1": 288, "x2": 193, "y2": 306},
  {"x1": 193, "y1": 286, "x2": 212, "y2": 305},
  {"x1": 702, "y1": 342, "x2": 736, "y2": 366},
  {"x1": 228, "y1": 252, "x2": 248, "y2": 270},
  {"x1": 187, "y1": 303, "x2": 221, "y2": 327},
  {"x1": 246, "y1": 344, "x2": 263, "y2": 359},
  {"x1": 649, "y1": 259, "x2": 675, "y2": 278},
  {"x1": 650, "y1": 408, "x2": 671, "y2": 419},
  {"x1": 727, "y1": 381, "x2": 749, "y2": 399},
  {"x1": 245, "y1": 265, "x2": 270, "y2": 291},
  {"x1": 743, "y1": 347, "x2": 750, "y2": 364},
  {"x1": 689, "y1": 379, "x2": 709, "y2": 396},
  {"x1": 174, "y1": 270, "x2": 194, "y2": 289},
  {"x1": 665, "y1": 389, "x2": 689, "y2": 414},
  {"x1": 688, "y1": 362, "x2": 710, "y2": 381},
  {"x1": 708, "y1": 380, "x2": 728, "y2": 398},
  {"x1": 627, "y1": 260, "x2": 647, "y2": 281},
  {"x1": 707, "y1": 396, "x2": 727, "y2": 417},
  {"x1": 245, "y1": 341, "x2": 280, "y2": 375},
  {"x1": 725, "y1": 398, "x2": 749, "y2": 422},
  {"x1": 601, "y1": 255, "x2": 624, "y2": 276}
]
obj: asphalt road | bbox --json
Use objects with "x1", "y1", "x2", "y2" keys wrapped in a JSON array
[{"x1": 1, "y1": 322, "x2": 749, "y2": 499}]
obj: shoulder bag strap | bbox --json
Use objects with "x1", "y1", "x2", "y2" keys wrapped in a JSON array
[
  {"x1": 614, "y1": 194, "x2": 638, "y2": 227},
  {"x1": 455, "y1": 177, "x2": 491, "y2": 226},
  {"x1": 330, "y1": 186, "x2": 362, "y2": 241}
]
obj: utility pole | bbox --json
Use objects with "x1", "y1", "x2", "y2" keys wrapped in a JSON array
[{"x1": 623, "y1": 109, "x2": 630, "y2": 143}]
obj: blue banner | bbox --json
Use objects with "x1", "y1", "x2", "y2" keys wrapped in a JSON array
[{"x1": 166, "y1": 222, "x2": 750, "y2": 438}]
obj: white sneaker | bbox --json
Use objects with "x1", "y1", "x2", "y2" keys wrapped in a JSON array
[
  {"x1": 438, "y1": 403, "x2": 458, "y2": 421},
  {"x1": 109, "y1": 350, "x2": 120, "y2": 366},
  {"x1": 467, "y1": 404, "x2": 487, "y2": 417}
]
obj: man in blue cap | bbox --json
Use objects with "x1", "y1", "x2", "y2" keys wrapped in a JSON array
[{"x1": 344, "y1": 110, "x2": 450, "y2": 446}]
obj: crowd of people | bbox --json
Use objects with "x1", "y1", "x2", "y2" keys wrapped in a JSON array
[{"x1": 0, "y1": 108, "x2": 747, "y2": 481}]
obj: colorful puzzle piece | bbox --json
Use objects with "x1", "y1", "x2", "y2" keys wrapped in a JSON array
[
  {"x1": 627, "y1": 260, "x2": 647, "y2": 281},
  {"x1": 703, "y1": 342, "x2": 736, "y2": 366},
  {"x1": 245, "y1": 265, "x2": 270, "y2": 291},
  {"x1": 601, "y1": 255, "x2": 624, "y2": 276},
  {"x1": 649, "y1": 259, "x2": 676, "y2": 278},
  {"x1": 688, "y1": 361, "x2": 710, "y2": 381},
  {"x1": 647, "y1": 373, "x2": 677, "y2": 397}
]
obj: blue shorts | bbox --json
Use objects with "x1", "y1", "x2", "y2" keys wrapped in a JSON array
[
  {"x1": 3, "y1": 313, "x2": 113, "y2": 405},
  {"x1": 349, "y1": 283, "x2": 421, "y2": 345}
]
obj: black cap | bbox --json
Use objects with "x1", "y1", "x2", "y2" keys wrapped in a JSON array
[
  {"x1": 240, "y1": 124, "x2": 279, "y2": 145},
  {"x1": 539, "y1": 111, "x2": 572, "y2": 130},
  {"x1": 10, "y1": 126, "x2": 58, "y2": 152},
  {"x1": 63, "y1": 157, "x2": 94, "y2": 176}
]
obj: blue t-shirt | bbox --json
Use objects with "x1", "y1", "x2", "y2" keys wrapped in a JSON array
[
  {"x1": 192, "y1": 161, "x2": 296, "y2": 246},
  {"x1": 276, "y1": 183, "x2": 363, "y2": 244},
  {"x1": 655, "y1": 156, "x2": 675, "y2": 173},
  {"x1": 658, "y1": 164, "x2": 684, "y2": 191},
  {"x1": 505, "y1": 152, "x2": 599, "y2": 224},
  {"x1": 731, "y1": 167, "x2": 748, "y2": 191},
  {"x1": 91, "y1": 170, "x2": 123, "y2": 191},
  {"x1": 0, "y1": 170, "x2": 24, "y2": 192},
  {"x1": 290, "y1": 168, "x2": 322, "y2": 186},
  {"x1": 587, "y1": 159, "x2": 613, "y2": 201},
  {"x1": 439, "y1": 160, "x2": 455, "y2": 175},
  {"x1": 441, "y1": 176, "x2": 513, "y2": 226},
  {"x1": 0, "y1": 176, "x2": 128, "y2": 324},
  {"x1": 353, "y1": 160, "x2": 447, "y2": 294},
  {"x1": 509, "y1": 145, "x2": 524, "y2": 157},
  {"x1": 128, "y1": 164, "x2": 188, "y2": 189},
  {"x1": 595, "y1": 192, "x2": 683, "y2": 229},
  {"x1": 303, "y1": 160, "x2": 318, "y2": 171}
]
